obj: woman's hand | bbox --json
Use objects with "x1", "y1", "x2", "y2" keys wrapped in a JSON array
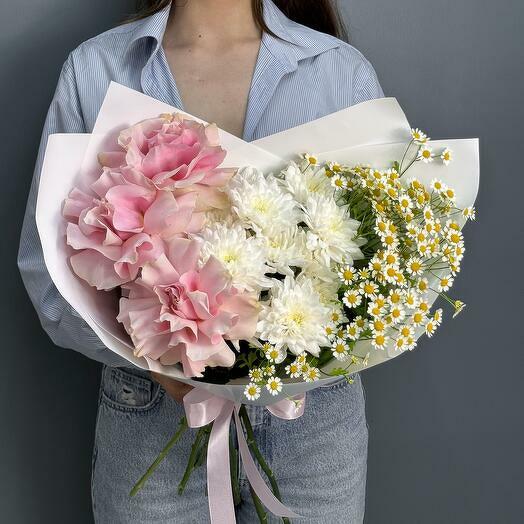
[{"x1": 151, "y1": 372, "x2": 193, "y2": 403}]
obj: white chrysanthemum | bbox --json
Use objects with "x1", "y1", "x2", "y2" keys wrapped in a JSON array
[
  {"x1": 280, "y1": 161, "x2": 333, "y2": 204},
  {"x1": 228, "y1": 166, "x2": 300, "y2": 233},
  {"x1": 198, "y1": 221, "x2": 273, "y2": 292},
  {"x1": 303, "y1": 194, "x2": 364, "y2": 266},
  {"x1": 300, "y1": 259, "x2": 340, "y2": 305},
  {"x1": 256, "y1": 275, "x2": 331, "y2": 357},
  {"x1": 264, "y1": 226, "x2": 308, "y2": 276}
]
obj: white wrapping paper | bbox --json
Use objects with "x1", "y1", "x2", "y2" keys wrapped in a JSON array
[{"x1": 36, "y1": 83, "x2": 479, "y2": 404}]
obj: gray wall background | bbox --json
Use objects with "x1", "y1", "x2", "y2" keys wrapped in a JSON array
[{"x1": 1, "y1": 0, "x2": 522, "y2": 522}]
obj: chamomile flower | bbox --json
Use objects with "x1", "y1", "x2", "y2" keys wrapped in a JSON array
[
  {"x1": 266, "y1": 377, "x2": 283, "y2": 396},
  {"x1": 462, "y1": 206, "x2": 476, "y2": 220},
  {"x1": 430, "y1": 179, "x2": 446, "y2": 192},
  {"x1": 346, "y1": 322, "x2": 362, "y2": 340},
  {"x1": 285, "y1": 361, "x2": 302, "y2": 378},
  {"x1": 425, "y1": 319, "x2": 438, "y2": 337},
  {"x1": 415, "y1": 278, "x2": 430, "y2": 294},
  {"x1": 368, "y1": 295, "x2": 387, "y2": 317},
  {"x1": 433, "y1": 308, "x2": 443, "y2": 325},
  {"x1": 301, "y1": 152, "x2": 318, "y2": 166},
  {"x1": 417, "y1": 145, "x2": 434, "y2": 163},
  {"x1": 343, "y1": 289, "x2": 362, "y2": 308},
  {"x1": 244, "y1": 383, "x2": 261, "y2": 401},
  {"x1": 338, "y1": 265, "x2": 357, "y2": 285},
  {"x1": 324, "y1": 323, "x2": 337, "y2": 340},
  {"x1": 411, "y1": 128, "x2": 429, "y2": 144},
  {"x1": 264, "y1": 344, "x2": 287, "y2": 364},
  {"x1": 332, "y1": 338, "x2": 350, "y2": 360},
  {"x1": 387, "y1": 289, "x2": 403, "y2": 306},
  {"x1": 304, "y1": 367, "x2": 321, "y2": 382},
  {"x1": 404, "y1": 290, "x2": 420, "y2": 309},
  {"x1": 372, "y1": 333, "x2": 389, "y2": 350},
  {"x1": 330, "y1": 308, "x2": 348, "y2": 325},
  {"x1": 360, "y1": 280, "x2": 379, "y2": 298},
  {"x1": 371, "y1": 318, "x2": 387, "y2": 334},
  {"x1": 406, "y1": 256, "x2": 424, "y2": 276},
  {"x1": 440, "y1": 148, "x2": 453, "y2": 165},
  {"x1": 390, "y1": 304, "x2": 406, "y2": 324},
  {"x1": 249, "y1": 368, "x2": 264, "y2": 382},
  {"x1": 394, "y1": 337, "x2": 409, "y2": 351},
  {"x1": 411, "y1": 309, "x2": 426, "y2": 326},
  {"x1": 438, "y1": 275, "x2": 454, "y2": 292},
  {"x1": 399, "y1": 325, "x2": 415, "y2": 339},
  {"x1": 331, "y1": 174, "x2": 347, "y2": 191},
  {"x1": 263, "y1": 364, "x2": 276, "y2": 376}
]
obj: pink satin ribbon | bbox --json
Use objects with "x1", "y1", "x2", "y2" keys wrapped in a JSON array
[{"x1": 183, "y1": 388, "x2": 306, "y2": 523}]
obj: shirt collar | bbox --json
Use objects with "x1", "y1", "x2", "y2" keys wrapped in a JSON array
[{"x1": 126, "y1": 0, "x2": 341, "y2": 70}]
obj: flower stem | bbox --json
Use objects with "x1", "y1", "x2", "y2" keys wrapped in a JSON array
[
  {"x1": 230, "y1": 433, "x2": 242, "y2": 506},
  {"x1": 238, "y1": 406, "x2": 290, "y2": 524},
  {"x1": 178, "y1": 425, "x2": 210, "y2": 495},
  {"x1": 250, "y1": 484, "x2": 269, "y2": 523},
  {"x1": 130, "y1": 416, "x2": 188, "y2": 497}
]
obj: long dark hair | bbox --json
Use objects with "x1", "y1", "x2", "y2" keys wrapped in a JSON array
[{"x1": 127, "y1": 0, "x2": 347, "y2": 40}]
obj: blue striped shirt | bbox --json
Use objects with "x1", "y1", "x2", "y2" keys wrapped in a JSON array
[{"x1": 17, "y1": 0, "x2": 383, "y2": 367}]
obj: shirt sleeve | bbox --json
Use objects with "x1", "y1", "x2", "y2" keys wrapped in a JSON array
[
  {"x1": 17, "y1": 53, "x2": 129, "y2": 368},
  {"x1": 352, "y1": 56, "x2": 385, "y2": 105}
]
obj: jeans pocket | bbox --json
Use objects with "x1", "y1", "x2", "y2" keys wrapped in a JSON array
[{"x1": 100, "y1": 366, "x2": 164, "y2": 413}]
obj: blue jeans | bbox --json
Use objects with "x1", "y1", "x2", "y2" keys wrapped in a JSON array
[{"x1": 92, "y1": 365, "x2": 368, "y2": 523}]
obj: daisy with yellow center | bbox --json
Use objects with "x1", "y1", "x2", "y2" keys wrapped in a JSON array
[
  {"x1": 244, "y1": 383, "x2": 261, "y2": 401},
  {"x1": 430, "y1": 179, "x2": 445, "y2": 192},
  {"x1": 372, "y1": 333, "x2": 389, "y2": 350},
  {"x1": 411, "y1": 128, "x2": 429, "y2": 143},
  {"x1": 400, "y1": 325, "x2": 415, "y2": 338},
  {"x1": 433, "y1": 308, "x2": 443, "y2": 325},
  {"x1": 411, "y1": 310, "x2": 426, "y2": 326},
  {"x1": 406, "y1": 256, "x2": 424, "y2": 276},
  {"x1": 338, "y1": 265, "x2": 357, "y2": 285},
  {"x1": 438, "y1": 275, "x2": 454, "y2": 292},
  {"x1": 440, "y1": 148, "x2": 453, "y2": 166},
  {"x1": 462, "y1": 206, "x2": 476, "y2": 220},
  {"x1": 360, "y1": 280, "x2": 379, "y2": 298},
  {"x1": 304, "y1": 367, "x2": 320, "y2": 382},
  {"x1": 343, "y1": 290, "x2": 362, "y2": 308},
  {"x1": 249, "y1": 368, "x2": 264, "y2": 382},
  {"x1": 266, "y1": 377, "x2": 283, "y2": 396},
  {"x1": 416, "y1": 278, "x2": 430, "y2": 294},
  {"x1": 331, "y1": 174, "x2": 346, "y2": 190},
  {"x1": 332, "y1": 338, "x2": 350, "y2": 361},
  {"x1": 418, "y1": 145, "x2": 434, "y2": 163},
  {"x1": 346, "y1": 322, "x2": 362, "y2": 341},
  {"x1": 425, "y1": 319, "x2": 437, "y2": 337},
  {"x1": 285, "y1": 362, "x2": 301, "y2": 378},
  {"x1": 390, "y1": 305, "x2": 406, "y2": 324},
  {"x1": 264, "y1": 364, "x2": 276, "y2": 376}
]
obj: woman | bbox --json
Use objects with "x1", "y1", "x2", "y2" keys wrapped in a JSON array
[{"x1": 18, "y1": 0, "x2": 383, "y2": 522}]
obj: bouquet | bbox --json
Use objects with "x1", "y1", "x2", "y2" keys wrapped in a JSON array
[{"x1": 36, "y1": 83, "x2": 479, "y2": 523}]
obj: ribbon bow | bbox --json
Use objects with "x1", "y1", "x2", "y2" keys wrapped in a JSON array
[{"x1": 183, "y1": 388, "x2": 306, "y2": 523}]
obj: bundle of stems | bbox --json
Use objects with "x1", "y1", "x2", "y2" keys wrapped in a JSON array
[{"x1": 129, "y1": 407, "x2": 290, "y2": 524}]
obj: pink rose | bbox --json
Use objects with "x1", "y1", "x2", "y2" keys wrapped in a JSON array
[
  {"x1": 98, "y1": 114, "x2": 234, "y2": 197},
  {"x1": 64, "y1": 167, "x2": 204, "y2": 290},
  {"x1": 117, "y1": 238, "x2": 260, "y2": 377}
]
